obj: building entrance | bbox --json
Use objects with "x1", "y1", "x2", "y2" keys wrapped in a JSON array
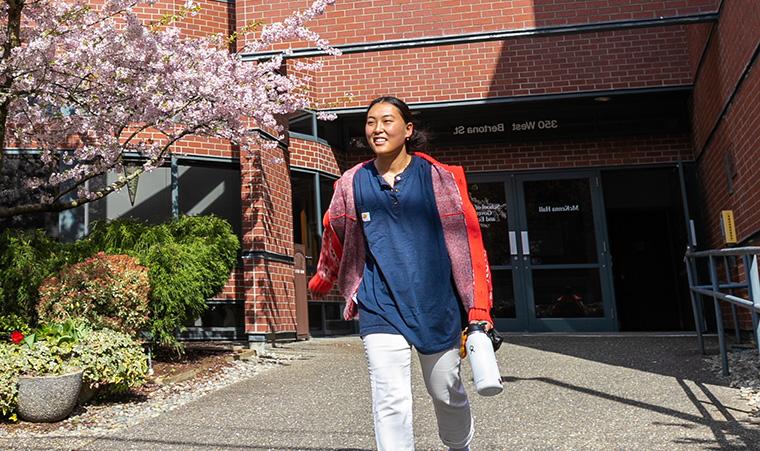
[{"x1": 468, "y1": 171, "x2": 617, "y2": 332}]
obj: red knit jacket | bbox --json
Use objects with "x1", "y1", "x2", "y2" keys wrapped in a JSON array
[{"x1": 308, "y1": 152, "x2": 493, "y2": 324}]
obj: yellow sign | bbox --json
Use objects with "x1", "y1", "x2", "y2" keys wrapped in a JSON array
[{"x1": 721, "y1": 210, "x2": 737, "y2": 244}]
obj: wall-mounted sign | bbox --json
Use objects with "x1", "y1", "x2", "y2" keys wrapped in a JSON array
[
  {"x1": 452, "y1": 119, "x2": 559, "y2": 136},
  {"x1": 538, "y1": 204, "x2": 580, "y2": 213},
  {"x1": 453, "y1": 123, "x2": 505, "y2": 135},
  {"x1": 344, "y1": 90, "x2": 690, "y2": 151},
  {"x1": 512, "y1": 120, "x2": 559, "y2": 131},
  {"x1": 721, "y1": 210, "x2": 737, "y2": 244}
]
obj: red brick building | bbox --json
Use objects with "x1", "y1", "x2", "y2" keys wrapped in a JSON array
[{"x1": 61, "y1": 1, "x2": 759, "y2": 342}]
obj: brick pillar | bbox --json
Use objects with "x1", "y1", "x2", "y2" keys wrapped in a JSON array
[{"x1": 240, "y1": 139, "x2": 297, "y2": 346}]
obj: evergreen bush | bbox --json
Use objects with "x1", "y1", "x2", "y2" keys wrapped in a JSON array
[
  {"x1": 72, "y1": 328, "x2": 149, "y2": 395},
  {"x1": 0, "y1": 215, "x2": 239, "y2": 351},
  {"x1": 0, "y1": 229, "x2": 90, "y2": 324},
  {"x1": 87, "y1": 215, "x2": 239, "y2": 350},
  {"x1": 37, "y1": 253, "x2": 151, "y2": 338}
]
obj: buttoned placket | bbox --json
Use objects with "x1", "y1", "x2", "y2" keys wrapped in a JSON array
[{"x1": 392, "y1": 175, "x2": 402, "y2": 206}]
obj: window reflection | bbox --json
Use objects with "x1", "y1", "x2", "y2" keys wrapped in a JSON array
[
  {"x1": 523, "y1": 178, "x2": 596, "y2": 265},
  {"x1": 292, "y1": 171, "x2": 337, "y2": 275},
  {"x1": 468, "y1": 182, "x2": 510, "y2": 266},
  {"x1": 492, "y1": 270, "x2": 516, "y2": 318},
  {"x1": 533, "y1": 269, "x2": 604, "y2": 318}
]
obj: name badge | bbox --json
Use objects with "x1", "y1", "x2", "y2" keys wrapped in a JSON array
[{"x1": 361, "y1": 212, "x2": 371, "y2": 222}]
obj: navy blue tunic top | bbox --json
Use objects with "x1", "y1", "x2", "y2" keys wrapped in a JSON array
[{"x1": 354, "y1": 156, "x2": 462, "y2": 354}]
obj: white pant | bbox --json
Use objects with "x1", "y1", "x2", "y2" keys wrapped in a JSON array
[{"x1": 362, "y1": 333, "x2": 473, "y2": 451}]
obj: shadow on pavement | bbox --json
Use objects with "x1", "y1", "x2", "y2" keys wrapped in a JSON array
[{"x1": 504, "y1": 335, "x2": 727, "y2": 384}]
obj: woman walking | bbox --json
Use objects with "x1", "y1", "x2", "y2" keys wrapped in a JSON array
[{"x1": 309, "y1": 96, "x2": 493, "y2": 451}]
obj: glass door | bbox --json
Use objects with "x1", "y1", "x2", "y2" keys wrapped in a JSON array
[
  {"x1": 467, "y1": 177, "x2": 529, "y2": 330},
  {"x1": 515, "y1": 172, "x2": 617, "y2": 331},
  {"x1": 468, "y1": 171, "x2": 617, "y2": 332}
]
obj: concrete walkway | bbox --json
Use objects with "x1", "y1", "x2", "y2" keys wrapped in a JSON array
[{"x1": 6, "y1": 334, "x2": 760, "y2": 450}]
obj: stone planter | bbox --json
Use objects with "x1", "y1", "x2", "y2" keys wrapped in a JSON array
[{"x1": 17, "y1": 369, "x2": 83, "y2": 422}]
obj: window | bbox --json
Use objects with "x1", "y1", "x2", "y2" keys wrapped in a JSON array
[
  {"x1": 88, "y1": 164, "x2": 172, "y2": 225},
  {"x1": 84, "y1": 159, "x2": 241, "y2": 239},
  {"x1": 178, "y1": 163, "x2": 242, "y2": 238},
  {"x1": 291, "y1": 169, "x2": 336, "y2": 274}
]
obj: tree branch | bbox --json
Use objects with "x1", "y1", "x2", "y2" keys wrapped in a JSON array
[{"x1": 0, "y1": 129, "x2": 196, "y2": 218}]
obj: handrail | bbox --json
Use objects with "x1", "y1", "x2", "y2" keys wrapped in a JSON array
[
  {"x1": 684, "y1": 247, "x2": 760, "y2": 376},
  {"x1": 685, "y1": 246, "x2": 760, "y2": 258}
]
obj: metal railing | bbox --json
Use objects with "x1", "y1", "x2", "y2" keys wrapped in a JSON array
[{"x1": 685, "y1": 246, "x2": 760, "y2": 376}]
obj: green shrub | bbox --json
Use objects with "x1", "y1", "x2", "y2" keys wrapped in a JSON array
[
  {"x1": 87, "y1": 215, "x2": 239, "y2": 350},
  {"x1": 0, "y1": 229, "x2": 92, "y2": 324},
  {"x1": 72, "y1": 328, "x2": 148, "y2": 395},
  {"x1": 37, "y1": 253, "x2": 151, "y2": 338},
  {"x1": 0, "y1": 321, "x2": 148, "y2": 420},
  {"x1": 1, "y1": 215, "x2": 239, "y2": 351}
]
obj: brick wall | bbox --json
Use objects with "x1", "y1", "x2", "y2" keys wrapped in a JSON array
[
  {"x1": 239, "y1": 139, "x2": 297, "y2": 335},
  {"x1": 690, "y1": 0, "x2": 760, "y2": 248},
  {"x1": 316, "y1": 26, "x2": 692, "y2": 106},
  {"x1": 690, "y1": 0, "x2": 760, "y2": 153},
  {"x1": 235, "y1": 0, "x2": 717, "y2": 50},
  {"x1": 694, "y1": 67, "x2": 760, "y2": 248},
  {"x1": 172, "y1": 135, "x2": 239, "y2": 159},
  {"x1": 289, "y1": 137, "x2": 342, "y2": 176},
  {"x1": 685, "y1": 23, "x2": 712, "y2": 79},
  {"x1": 133, "y1": 0, "x2": 234, "y2": 39},
  {"x1": 688, "y1": 0, "x2": 760, "y2": 330},
  {"x1": 344, "y1": 133, "x2": 693, "y2": 172},
  {"x1": 243, "y1": 259, "x2": 297, "y2": 334},
  {"x1": 212, "y1": 267, "x2": 246, "y2": 301}
]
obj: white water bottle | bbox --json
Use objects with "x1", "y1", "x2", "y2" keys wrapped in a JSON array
[{"x1": 466, "y1": 323, "x2": 503, "y2": 396}]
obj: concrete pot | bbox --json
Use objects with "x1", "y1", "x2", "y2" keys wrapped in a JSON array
[{"x1": 17, "y1": 369, "x2": 83, "y2": 422}]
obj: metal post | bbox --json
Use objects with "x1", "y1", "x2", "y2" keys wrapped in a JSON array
[
  {"x1": 710, "y1": 255, "x2": 729, "y2": 376},
  {"x1": 747, "y1": 255, "x2": 760, "y2": 357},
  {"x1": 691, "y1": 256, "x2": 707, "y2": 333},
  {"x1": 724, "y1": 256, "x2": 741, "y2": 344},
  {"x1": 314, "y1": 172, "x2": 323, "y2": 237},
  {"x1": 677, "y1": 162, "x2": 695, "y2": 249},
  {"x1": 685, "y1": 255, "x2": 705, "y2": 354}
]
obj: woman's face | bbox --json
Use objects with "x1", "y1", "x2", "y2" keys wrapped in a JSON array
[{"x1": 365, "y1": 102, "x2": 413, "y2": 157}]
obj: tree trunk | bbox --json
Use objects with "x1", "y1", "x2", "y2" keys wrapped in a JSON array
[{"x1": 0, "y1": 0, "x2": 24, "y2": 174}]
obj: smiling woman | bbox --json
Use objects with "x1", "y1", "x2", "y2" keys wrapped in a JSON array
[{"x1": 308, "y1": 96, "x2": 497, "y2": 451}]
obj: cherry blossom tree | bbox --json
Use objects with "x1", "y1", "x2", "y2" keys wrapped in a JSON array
[{"x1": 0, "y1": 0, "x2": 337, "y2": 218}]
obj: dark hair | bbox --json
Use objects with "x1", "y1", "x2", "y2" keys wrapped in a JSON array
[{"x1": 366, "y1": 96, "x2": 428, "y2": 151}]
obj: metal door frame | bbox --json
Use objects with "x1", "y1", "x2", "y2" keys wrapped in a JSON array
[
  {"x1": 514, "y1": 170, "x2": 617, "y2": 332},
  {"x1": 468, "y1": 173, "x2": 527, "y2": 330},
  {"x1": 469, "y1": 170, "x2": 618, "y2": 332}
]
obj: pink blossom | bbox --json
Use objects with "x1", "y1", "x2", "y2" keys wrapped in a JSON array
[{"x1": 0, "y1": 0, "x2": 339, "y2": 217}]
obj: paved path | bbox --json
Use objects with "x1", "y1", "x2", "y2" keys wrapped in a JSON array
[{"x1": 5, "y1": 334, "x2": 760, "y2": 450}]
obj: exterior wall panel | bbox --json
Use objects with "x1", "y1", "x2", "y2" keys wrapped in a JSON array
[
  {"x1": 316, "y1": 27, "x2": 693, "y2": 106},
  {"x1": 234, "y1": 0, "x2": 718, "y2": 50}
]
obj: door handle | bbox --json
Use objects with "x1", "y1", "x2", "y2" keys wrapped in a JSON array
[
  {"x1": 521, "y1": 231, "x2": 530, "y2": 256},
  {"x1": 509, "y1": 231, "x2": 518, "y2": 256}
]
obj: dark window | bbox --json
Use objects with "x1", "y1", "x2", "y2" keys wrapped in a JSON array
[
  {"x1": 292, "y1": 170, "x2": 336, "y2": 274},
  {"x1": 88, "y1": 164, "x2": 172, "y2": 225},
  {"x1": 179, "y1": 163, "x2": 242, "y2": 238}
]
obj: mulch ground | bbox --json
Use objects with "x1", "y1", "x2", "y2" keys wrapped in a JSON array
[
  {"x1": 149, "y1": 342, "x2": 240, "y2": 381},
  {"x1": 1, "y1": 341, "x2": 244, "y2": 431}
]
